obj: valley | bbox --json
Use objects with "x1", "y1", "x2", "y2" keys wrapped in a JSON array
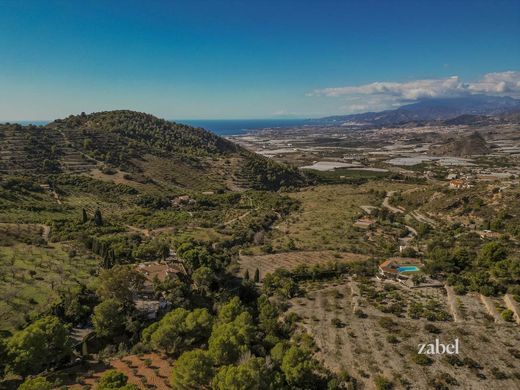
[{"x1": 1, "y1": 110, "x2": 519, "y2": 389}]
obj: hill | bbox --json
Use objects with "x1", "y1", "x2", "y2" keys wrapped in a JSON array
[
  {"x1": 312, "y1": 95, "x2": 520, "y2": 126},
  {"x1": 0, "y1": 110, "x2": 307, "y2": 191},
  {"x1": 431, "y1": 131, "x2": 491, "y2": 157}
]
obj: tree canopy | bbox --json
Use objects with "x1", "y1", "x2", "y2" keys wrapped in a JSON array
[{"x1": 6, "y1": 316, "x2": 72, "y2": 376}]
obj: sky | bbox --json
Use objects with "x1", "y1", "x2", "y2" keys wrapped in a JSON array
[{"x1": 0, "y1": 0, "x2": 519, "y2": 120}]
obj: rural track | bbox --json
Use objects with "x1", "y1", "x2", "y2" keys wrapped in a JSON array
[
  {"x1": 382, "y1": 191, "x2": 404, "y2": 213},
  {"x1": 223, "y1": 210, "x2": 252, "y2": 226},
  {"x1": 480, "y1": 294, "x2": 504, "y2": 323},
  {"x1": 0, "y1": 222, "x2": 51, "y2": 242},
  {"x1": 504, "y1": 294, "x2": 520, "y2": 325},
  {"x1": 409, "y1": 210, "x2": 438, "y2": 227},
  {"x1": 445, "y1": 285, "x2": 463, "y2": 322},
  {"x1": 40, "y1": 224, "x2": 51, "y2": 242}
]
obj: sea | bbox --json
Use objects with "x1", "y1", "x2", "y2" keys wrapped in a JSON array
[
  {"x1": 176, "y1": 119, "x2": 308, "y2": 136},
  {"x1": 3, "y1": 119, "x2": 308, "y2": 136}
]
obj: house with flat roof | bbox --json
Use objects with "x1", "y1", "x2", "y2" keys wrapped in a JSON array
[{"x1": 378, "y1": 257, "x2": 422, "y2": 279}]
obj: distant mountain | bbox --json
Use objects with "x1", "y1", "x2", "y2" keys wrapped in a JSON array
[
  {"x1": 313, "y1": 95, "x2": 520, "y2": 126},
  {"x1": 0, "y1": 110, "x2": 307, "y2": 191}
]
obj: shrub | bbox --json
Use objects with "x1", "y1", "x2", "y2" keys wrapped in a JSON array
[
  {"x1": 331, "y1": 318, "x2": 345, "y2": 328},
  {"x1": 501, "y1": 309, "x2": 514, "y2": 322},
  {"x1": 444, "y1": 355, "x2": 464, "y2": 366},
  {"x1": 412, "y1": 353, "x2": 433, "y2": 366},
  {"x1": 374, "y1": 375, "x2": 393, "y2": 390},
  {"x1": 18, "y1": 377, "x2": 53, "y2": 390},
  {"x1": 378, "y1": 317, "x2": 398, "y2": 331},
  {"x1": 424, "y1": 323, "x2": 441, "y2": 334},
  {"x1": 491, "y1": 367, "x2": 508, "y2": 380}
]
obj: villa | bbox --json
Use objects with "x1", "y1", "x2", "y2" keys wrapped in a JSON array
[
  {"x1": 449, "y1": 179, "x2": 471, "y2": 189},
  {"x1": 378, "y1": 257, "x2": 422, "y2": 279}
]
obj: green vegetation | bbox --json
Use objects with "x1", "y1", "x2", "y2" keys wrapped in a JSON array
[
  {"x1": 5, "y1": 316, "x2": 72, "y2": 376},
  {"x1": 97, "y1": 370, "x2": 138, "y2": 390},
  {"x1": 18, "y1": 376, "x2": 53, "y2": 390},
  {"x1": 1, "y1": 110, "x2": 520, "y2": 389}
]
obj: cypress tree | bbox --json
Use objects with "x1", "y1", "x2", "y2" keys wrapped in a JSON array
[
  {"x1": 81, "y1": 208, "x2": 88, "y2": 224},
  {"x1": 254, "y1": 268, "x2": 260, "y2": 283},
  {"x1": 93, "y1": 208, "x2": 103, "y2": 226},
  {"x1": 244, "y1": 269, "x2": 250, "y2": 280}
]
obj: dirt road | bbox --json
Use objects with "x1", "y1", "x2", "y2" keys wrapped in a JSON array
[
  {"x1": 382, "y1": 191, "x2": 404, "y2": 213},
  {"x1": 445, "y1": 285, "x2": 463, "y2": 322}
]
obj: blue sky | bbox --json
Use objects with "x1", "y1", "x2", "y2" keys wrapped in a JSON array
[{"x1": 1, "y1": 0, "x2": 519, "y2": 120}]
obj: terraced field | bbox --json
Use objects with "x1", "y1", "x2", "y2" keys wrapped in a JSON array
[
  {"x1": 0, "y1": 242, "x2": 98, "y2": 331},
  {"x1": 288, "y1": 278, "x2": 520, "y2": 389},
  {"x1": 68, "y1": 353, "x2": 173, "y2": 390},
  {"x1": 238, "y1": 250, "x2": 369, "y2": 281}
]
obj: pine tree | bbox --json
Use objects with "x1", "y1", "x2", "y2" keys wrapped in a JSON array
[
  {"x1": 81, "y1": 208, "x2": 88, "y2": 224},
  {"x1": 94, "y1": 208, "x2": 103, "y2": 226},
  {"x1": 254, "y1": 268, "x2": 260, "y2": 283}
]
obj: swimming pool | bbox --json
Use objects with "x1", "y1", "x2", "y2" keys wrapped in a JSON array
[{"x1": 397, "y1": 266, "x2": 420, "y2": 273}]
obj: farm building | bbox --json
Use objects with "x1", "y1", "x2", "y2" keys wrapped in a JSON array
[
  {"x1": 354, "y1": 218, "x2": 376, "y2": 229},
  {"x1": 134, "y1": 261, "x2": 180, "y2": 318},
  {"x1": 135, "y1": 262, "x2": 180, "y2": 293},
  {"x1": 449, "y1": 179, "x2": 471, "y2": 189}
]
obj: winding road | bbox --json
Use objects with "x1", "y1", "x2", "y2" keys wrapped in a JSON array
[{"x1": 382, "y1": 191, "x2": 404, "y2": 214}]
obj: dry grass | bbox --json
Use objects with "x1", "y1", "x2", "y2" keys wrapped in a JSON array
[
  {"x1": 288, "y1": 278, "x2": 520, "y2": 389},
  {"x1": 238, "y1": 250, "x2": 369, "y2": 280}
]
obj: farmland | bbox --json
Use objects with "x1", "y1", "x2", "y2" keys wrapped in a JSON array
[
  {"x1": 263, "y1": 183, "x2": 417, "y2": 256},
  {"x1": 288, "y1": 277, "x2": 520, "y2": 389},
  {"x1": 66, "y1": 353, "x2": 174, "y2": 390},
  {"x1": 0, "y1": 235, "x2": 98, "y2": 331},
  {"x1": 238, "y1": 250, "x2": 369, "y2": 280}
]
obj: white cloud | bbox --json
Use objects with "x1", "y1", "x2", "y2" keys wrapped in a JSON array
[
  {"x1": 467, "y1": 71, "x2": 520, "y2": 94},
  {"x1": 310, "y1": 76, "x2": 466, "y2": 99},
  {"x1": 308, "y1": 71, "x2": 520, "y2": 113}
]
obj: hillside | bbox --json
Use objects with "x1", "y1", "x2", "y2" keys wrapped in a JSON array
[
  {"x1": 0, "y1": 110, "x2": 306, "y2": 191},
  {"x1": 431, "y1": 131, "x2": 491, "y2": 157}
]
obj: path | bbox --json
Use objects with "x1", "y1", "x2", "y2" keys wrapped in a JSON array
[
  {"x1": 39, "y1": 184, "x2": 62, "y2": 205},
  {"x1": 50, "y1": 189, "x2": 62, "y2": 205},
  {"x1": 126, "y1": 225, "x2": 151, "y2": 237},
  {"x1": 350, "y1": 280, "x2": 360, "y2": 313},
  {"x1": 504, "y1": 294, "x2": 520, "y2": 325},
  {"x1": 445, "y1": 285, "x2": 463, "y2": 322},
  {"x1": 382, "y1": 191, "x2": 404, "y2": 213},
  {"x1": 480, "y1": 294, "x2": 504, "y2": 323},
  {"x1": 40, "y1": 224, "x2": 51, "y2": 242},
  {"x1": 126, "y1": 225, "x2": 178, "y2": 237},
  {"x1": 360, "y1": 205, "x2": 378, "y2": 214},
  {"x1": 404, "y1": 224, "x2": 418, "y2": 236},
  {"x1": 0, "y1": 222, "x2": 51, "y2": 242},
  {"x1": 409, "y1": 210, "x2": 438, "y2": 227},
  {"x1": 223, "y1": 210, "x2": 252, "y2": 226}
]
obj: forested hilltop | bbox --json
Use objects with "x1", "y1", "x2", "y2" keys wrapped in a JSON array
[{"x1": 0, "y1": 110, "x2": 307, "y2": 191}]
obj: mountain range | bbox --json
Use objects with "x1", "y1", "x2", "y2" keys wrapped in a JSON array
[{"x1": 312, "y1": 95, "x2": 520, "y2": 126}]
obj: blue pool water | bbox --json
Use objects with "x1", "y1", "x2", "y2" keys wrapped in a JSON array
[{"x1": 397, "y1": 266, "x2": 420, "y2": 273}]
